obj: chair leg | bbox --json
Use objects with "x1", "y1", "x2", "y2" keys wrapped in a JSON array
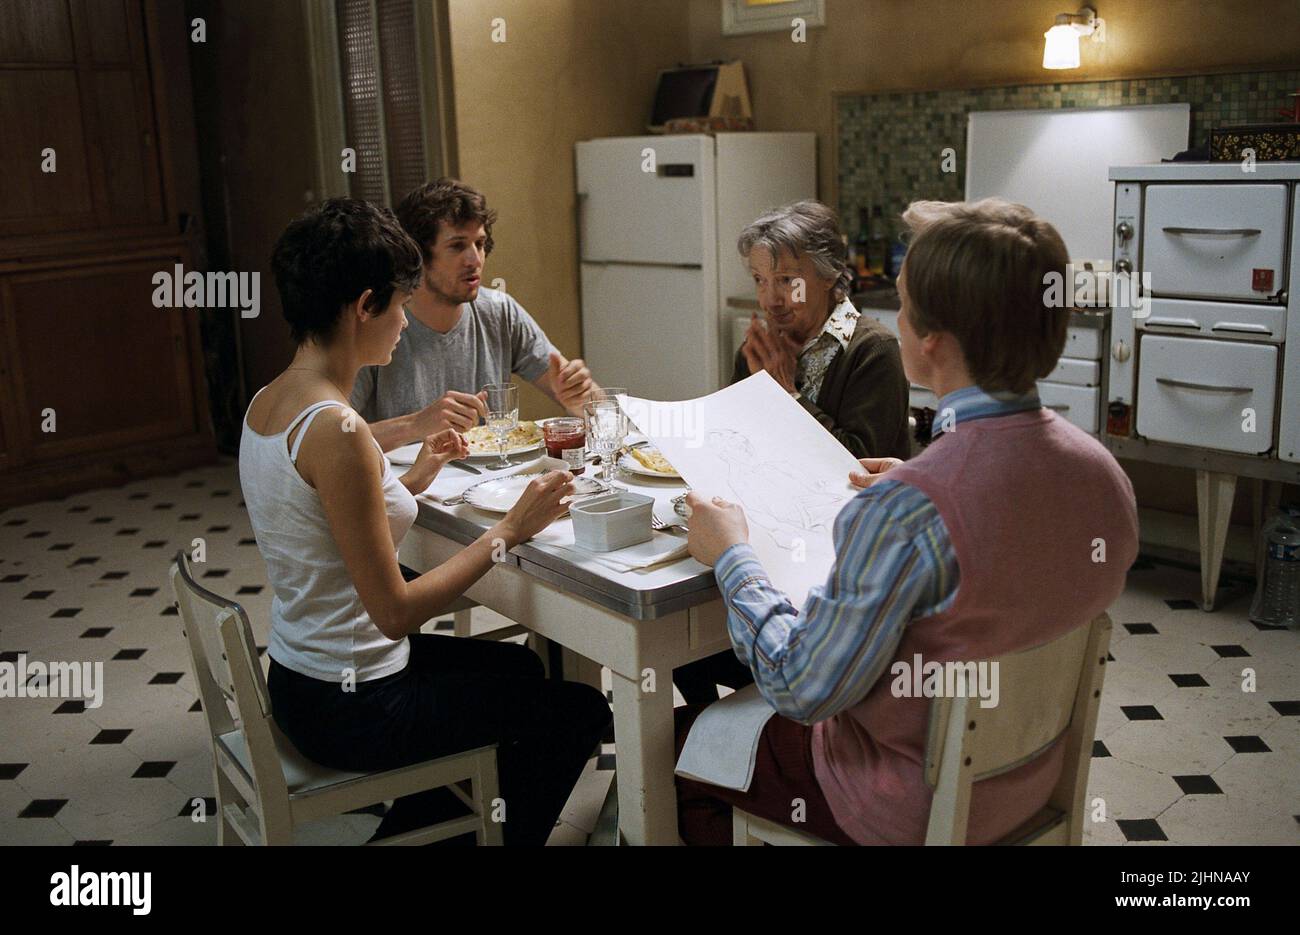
[
  {"x1": 215, "y1": 769, "x2": 245, "y2": 846},
  {"x1": 477, "y1": 751, "x2": 504, "y2": 846},
  {"x1": 733, "y1": 811, "x2": 763, "y2": 846},
  {"x1": 453, "y1": 608, "x2": 473, "y2": 638}
]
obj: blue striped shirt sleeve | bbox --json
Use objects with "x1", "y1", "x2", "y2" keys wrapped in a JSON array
[{"x1": 713, "y1": 479, "x2": 958, "y2": 725}]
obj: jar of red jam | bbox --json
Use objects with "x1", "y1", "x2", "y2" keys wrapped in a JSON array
[{"x1": 543, "y1": 417, "x2": 586, "y2": 474}]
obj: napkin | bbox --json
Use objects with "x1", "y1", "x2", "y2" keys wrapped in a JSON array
[
  {"x1": 674, "y1": 684, "x2": 776, "y2": 792},
  {"x1": 539, "y1": 529, "x2": 691, "y2": 572}
]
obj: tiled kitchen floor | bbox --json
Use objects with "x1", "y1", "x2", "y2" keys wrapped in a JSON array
[{"x1": 1, "y1": 458, "x2": 1296, "y2": 845}]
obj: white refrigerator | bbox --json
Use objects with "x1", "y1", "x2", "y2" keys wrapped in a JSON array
[{"x1": 576, "y1": 132, "x2": 816, "y2": 401}]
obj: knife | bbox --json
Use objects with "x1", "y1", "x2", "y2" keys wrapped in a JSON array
[{"x1": 446, "y1": 460, "x2": 482, "y2": 475}]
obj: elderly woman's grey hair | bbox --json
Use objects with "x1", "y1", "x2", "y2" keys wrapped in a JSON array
[{"x1": 737, "y1": 200, "x2": 853, "y2": 304}]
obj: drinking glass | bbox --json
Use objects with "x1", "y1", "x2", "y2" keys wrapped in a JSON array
[
  {"x1": 590, "y1": 386, "x2": 628, "y2": 405},
  {"x1": 584, "y1": 399, "x2": 627, "y2": 489},
  {"x1": 589, "y1": 387, "x2": 627, "y2": 480},
  {"x1": 483, "y1": 382, "x2": 518, "y2": 470}
]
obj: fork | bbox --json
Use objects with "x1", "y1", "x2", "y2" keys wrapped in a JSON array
[{"x1": 651, "y1": 515, "x2": 688, "y2": 534}]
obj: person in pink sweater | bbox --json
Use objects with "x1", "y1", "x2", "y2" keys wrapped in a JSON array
[{"x1": 679, "y1": 197, "x2": 1139, "y2": 845}]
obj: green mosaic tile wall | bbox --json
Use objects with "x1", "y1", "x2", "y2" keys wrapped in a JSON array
[{"x1": 837, "y1": 69, "x2": 1300, "y2": 238}]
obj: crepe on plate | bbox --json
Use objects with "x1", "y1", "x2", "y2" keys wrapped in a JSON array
[
  {"x1": 463, "y1": 420, "x2": 542, "y2": 453},
  {"x1": 630, "y1": 446, "x2": 677, "y2": 475}
]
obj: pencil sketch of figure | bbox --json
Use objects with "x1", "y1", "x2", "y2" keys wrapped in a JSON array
[{"x1": 706, "y1": 429, "x2": 848, "y2": 549}]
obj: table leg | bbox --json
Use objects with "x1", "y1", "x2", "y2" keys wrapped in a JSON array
[
  {"x1": 561, "y1": 646, "x2": 604, "y2": 693},
  {"x1": 1196, "y1": 469, "x2": 1237, "y2": 612},
  {"x1": 610, "y1": 667, "x2": 680, "y2": 845}
]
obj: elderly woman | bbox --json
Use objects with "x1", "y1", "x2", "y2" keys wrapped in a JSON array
[
  {"x1": 731, "y1": 200, "x2": 910, "y2": 460},
  {"x1": 676, "y1": 200, "x2": 910, "y2": 705}
]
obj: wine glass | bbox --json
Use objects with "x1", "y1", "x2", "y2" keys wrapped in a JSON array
[
  {"x1": 590, "y1": 387, "x2": 627, "y2": 481},
  {"x1": 590, "y1": 386, "x2": 628, "y2": 405},
  {"x1": 483, "y1": 382, "x2": 518, "y2": 470},
  {"x1": 584, "y1": 399, "x2": 627, "y2": 490}
]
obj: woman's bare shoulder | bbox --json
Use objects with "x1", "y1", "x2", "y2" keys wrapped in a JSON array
[{"x1": 293, "y1": 403, "x2": 383, "y2": 487}]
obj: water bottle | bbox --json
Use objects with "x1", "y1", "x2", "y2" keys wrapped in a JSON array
[{"x1": 1249, "y1": 505, "x2": 1300, "y2": 629}]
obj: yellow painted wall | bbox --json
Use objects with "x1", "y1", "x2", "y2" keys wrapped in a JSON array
[{"x1": 447, "y1": 0, "x2": 693, "y2": 416}]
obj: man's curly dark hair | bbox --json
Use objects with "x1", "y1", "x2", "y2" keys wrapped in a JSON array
[{"x1": 396, "y1": 178, "x2": 498, "y2": 263}]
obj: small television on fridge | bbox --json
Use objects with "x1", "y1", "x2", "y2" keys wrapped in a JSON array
[{"x1": 648, "y1": 61, "x2": 752, "y2": 132}]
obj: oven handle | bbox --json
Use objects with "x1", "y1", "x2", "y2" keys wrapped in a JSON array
[
  {"x1": 1156, "y1": 376, "x2": 1252, "y2": 394},
  {"x1": 1161, "y1": 226, "x2": 1261, "y2": 236},
  {"x1": 1145, "y1": 317, "x2": 1200, "y2": 330},
  {"x1": 1211, "y1": 323, "x2": 1273, "y2": 336}
]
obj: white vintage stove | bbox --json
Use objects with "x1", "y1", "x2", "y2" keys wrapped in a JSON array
[{"x1": 1107, "y1": 162, "x2": 1300, "y2": 609}]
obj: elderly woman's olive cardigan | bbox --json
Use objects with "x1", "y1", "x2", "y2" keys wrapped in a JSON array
[{"x1": 730, "y1": 315, "x2": 911, "y2": 460}]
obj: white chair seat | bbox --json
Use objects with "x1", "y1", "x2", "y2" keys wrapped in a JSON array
[{"x1": 218, "y1": 728, "x2": 367, "y2": 797}]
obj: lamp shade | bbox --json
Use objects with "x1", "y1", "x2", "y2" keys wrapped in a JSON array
[{"x1": 1043, "y1": 23, "x2": 1080, "y2": 69}]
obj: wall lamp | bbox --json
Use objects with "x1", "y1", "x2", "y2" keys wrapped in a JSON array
[{"x1": 1043, "y1": 6, "x2": 1106, "y2": 70}]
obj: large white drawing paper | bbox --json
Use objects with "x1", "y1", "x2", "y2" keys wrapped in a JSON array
[{"x1": 619, "y1": 371, "x2": 863, "y2": 610}]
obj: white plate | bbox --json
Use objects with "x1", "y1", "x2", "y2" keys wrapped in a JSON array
[
  {"x1": 461, "y1": 473, "x2": 541, "y2": 513},
  {"x1": 385, "y1": 442, "x2": 422, "y2": 466},
  {"x1": 461, "y1": 472, "x2": 605, "y2": 513},
  {"x1": 618, "y1": 448, "x2": 681, "y2": 479}
]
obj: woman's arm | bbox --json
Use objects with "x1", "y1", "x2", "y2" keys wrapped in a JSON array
[{"x1": 297, "y1": 407, "x2": 567, "y2": 639}]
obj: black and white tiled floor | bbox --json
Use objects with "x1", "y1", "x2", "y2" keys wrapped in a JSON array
[{"x1": 1, "y1": 458, "x2": 1296, "y2": 845}]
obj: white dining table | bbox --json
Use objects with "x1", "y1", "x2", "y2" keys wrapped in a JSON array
[{"x1": 392, "y1": 451, "x2": 734, "y2": 845}]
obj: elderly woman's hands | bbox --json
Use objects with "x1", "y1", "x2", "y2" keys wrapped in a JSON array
[
  {"x1": 684, "y1": 492, "x2": 750, "y2": 566},
  {"x1": 742, "y1": 314, "x2": 801, "y2": 393}
]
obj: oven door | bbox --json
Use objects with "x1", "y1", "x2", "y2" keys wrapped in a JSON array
[
  {"x1": 1141, "y1": 184, "x2": 1289, "y2": 302},
  {"x1": 1136, "y1": 335, "x2": 1277, "y2": 454}
]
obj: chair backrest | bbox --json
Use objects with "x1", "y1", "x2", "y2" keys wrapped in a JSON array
[
  {"x1": 169, "y1": 551, "x2": 289, "y2": 805},
  {"x1": 923, "y1": 613, "x2": 1112, "y2": 845}
]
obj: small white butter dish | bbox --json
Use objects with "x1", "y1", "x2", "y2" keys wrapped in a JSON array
[{"x1": 570, "y1": 490, "x2": 655, "y2": 552}]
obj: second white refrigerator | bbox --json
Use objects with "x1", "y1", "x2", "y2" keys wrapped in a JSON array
[{"x1": 576, "y1": 132, "x2": 816, "y2": 402}]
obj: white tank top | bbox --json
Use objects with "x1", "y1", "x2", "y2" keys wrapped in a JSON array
[{"x1": 238, "y1": 388, "x2": 417, "y2": 682}]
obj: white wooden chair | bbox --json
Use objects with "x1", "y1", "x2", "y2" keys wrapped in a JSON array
[
  {"x1": 735, "y1": 613, "x2": 1112, "y2": 846},
  {"x1": 170, "y1": 551, "x2": 503, "y2": 846}
]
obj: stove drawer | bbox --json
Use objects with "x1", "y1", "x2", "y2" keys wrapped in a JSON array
[
  {"x1": 1064, "y1": 324, "x2": 1102, "y2": 360},
  {"x1": 1142, "y1": 183, "x2": 1289, "y2": 302},
  {"x1": 1045, "y1": 356, "x2": 1100, "y2": 386},
  {"x1": 1139, "y1": 297, "x2": 1287, "y2": 343},
  {"x1": 1038, "y1": 381, "x2": 1099, "y2": 433},
  {"x1": 1136, "y1": 336, "x2": 1277, "y2": 454}
]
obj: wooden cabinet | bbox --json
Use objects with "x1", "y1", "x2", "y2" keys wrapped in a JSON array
[
  {"x1": 0, "y1": 0, "x2": 167, "y2": 241},
  {"x1": 0, "y1": 1, "x2": 215, "y2": 508},
  {"x1": 0, "y1": 242, "x2": 215, "y2": 509}
]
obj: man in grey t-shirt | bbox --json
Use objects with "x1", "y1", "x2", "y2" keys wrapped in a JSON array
[{"x1": 351, "y1": 179, "x2": 601, "y2": 452}]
